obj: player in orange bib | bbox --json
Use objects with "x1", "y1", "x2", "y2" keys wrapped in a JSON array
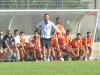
[
  {"x1": 29, "y1": 31, "x2": 41, "y2": 61},
  {"x1": 61, "y1": 29, "x2": 79, "y2": 59},
  {"x1": 71, "y1": 33, "x2": 85, "y2": 60},
  {"x1": 20, "y1": 31, "x2": 27, "y2": 61},
  {"x1": 55, "y1": 17, "x2": 65, "y2": 60},
  {"x1": 50, "y1": 31, "x2": 60, "y2": 60},
  {"x1": 64, "y1": 29, "x2": 71, "y2": 47},
  {"x1": 83, "y1": 32, "x2": 93, "y2": 60}
]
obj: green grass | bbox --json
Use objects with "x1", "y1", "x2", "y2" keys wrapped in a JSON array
[{"x1": 0, "y1": 61, "x2": 100, "y2": 75}]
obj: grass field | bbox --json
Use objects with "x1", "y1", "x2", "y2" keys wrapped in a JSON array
[{"x1": 0, "y1": 61, "x2": 100, "y2": 75}]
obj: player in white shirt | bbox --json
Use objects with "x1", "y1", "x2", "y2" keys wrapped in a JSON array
[
  {"x1": 14, "y1": 29, "x2": 22, "y2": 61},
  {"x1": 36, "y1": 14, "x2": 59, "y2": 61}
]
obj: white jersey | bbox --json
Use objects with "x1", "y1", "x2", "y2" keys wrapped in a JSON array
[
  {"x1": 14, "y1": 35, "x2": 20, "y2": 45},
  {"x1": 36, "y1": 20, "x2": 59, "y2": 38}
]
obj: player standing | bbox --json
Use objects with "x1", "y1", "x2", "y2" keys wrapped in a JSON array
[
  {"x1": 55, "y1": 17, "x2": 65, "y2": 60},
  {"x1": 36, "y1": 14, "x2": 59, "y2": 61}
]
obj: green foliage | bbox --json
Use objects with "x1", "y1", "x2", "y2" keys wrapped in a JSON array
[{"x1": 0, "y1": 0, "x2": 90, "y2": 9}]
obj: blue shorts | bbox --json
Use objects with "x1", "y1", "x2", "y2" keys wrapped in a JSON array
[{"x1": 41, "y1": 38, "x2": 51, "y2": 49}]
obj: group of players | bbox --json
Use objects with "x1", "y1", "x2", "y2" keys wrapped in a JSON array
[{"x1": 0, "y1": 14, "x2": 92, "y2": 62}]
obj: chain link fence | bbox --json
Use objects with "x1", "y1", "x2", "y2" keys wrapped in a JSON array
[{"x1": 0, "y1": 0, "x2": 95, "y2": 9}]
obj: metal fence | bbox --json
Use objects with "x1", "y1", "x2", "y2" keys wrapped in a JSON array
[{"x1": 0, "y1": 0, "x2": 96, "y2": 9}]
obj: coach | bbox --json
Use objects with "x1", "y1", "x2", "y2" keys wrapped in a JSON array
[{"x1": 36, "y1": 14, "x2": 59, "y2": 61}]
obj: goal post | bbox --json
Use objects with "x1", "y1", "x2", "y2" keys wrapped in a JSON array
[{"x1": 0, "y1": 9, "x2": 99, "y2": 50}]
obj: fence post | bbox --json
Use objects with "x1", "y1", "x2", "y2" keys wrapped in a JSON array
[
  {"x1": 27, "y1": 0, "x2": 29, "y2": 9},
  {"x1": 94, "y1": 0, "x2": 97, "y2": 9},
  {"x1": 61, "y1": 0, "x2": 63, "y2": 9}
]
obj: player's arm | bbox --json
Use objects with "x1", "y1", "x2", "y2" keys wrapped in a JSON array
[
  {"x1": 90, "y1": 37, "x2": 93, "y2": 46},
  {"x1": 4, "y1": 40, "x2": 11, "y2": 50},
  {"x1": 88, "y1": 37, "x2": 93, "y2": 47},
  {"x1": 35, "y1": 22, "x2": 42, "y2": 33},
  {"x1": 29, "y1": 37, "x2": 33, "y2": 42},
  {"x1": 80, "y1": 40, "x2": 84, "y2": 48},
  {"x1": 3, "y1": 36, "x2": 11, "y2": 51},
  {"x1": 75, "y1": 41, "x2": 79, "y2": 48},
  {"x1": 30, "y1": 38, "x2": 35, "y2": 48},
  {"x1": 51, "y1": 22, "x2": 60, "y2": 33},
  {"x1": 84, "y1": 37, "x2": 87, "y2": 46},
  {"x1": 12, "y1": 36, "x2": 17, "y2": 48},
  {"x1": 62, "y1": 26, "x2": 66, "y2": 34}
]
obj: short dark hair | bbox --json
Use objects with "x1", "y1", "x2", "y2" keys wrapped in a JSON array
[
  {"x1": 34, "y1": 30, "x2": 38, "y2": 33},
  {"x1": 66, "y1": 29, "x2": 71, "y2": 32},
  {"x1": 44, "y1": 13, "x2": 49, "y2": 16},
  {"x1": 77, "y1": 33, "x2": 81, "y2": 36},
  {"x1": 87, "y1": 32, "x2": 91, "y2": 35},
  {"x1": 56, "y1": 17, "x2": 61, "y2": 20},
  {"x1": 20, "y1": 31, "x2": 24, "y2": 34},
  {"x1": 14, "y1": 29, "x2": 19, "y2": 33}
]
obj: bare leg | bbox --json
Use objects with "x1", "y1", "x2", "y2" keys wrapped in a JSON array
[
  {"x1": 56, "y1": 44, "x2": 62, "y2": 59},
  {"x1": 88, "y1": 47, "x2": 92, "y2": 57},
  {"x1": 19, "y1": 48, "x2": 24, "y2": 61},
  {"x1": 37, "y1": 48, "x2": 42, "y2": 60},
  {"x1": 42, "y1": 47, "x2": 46, "y2": 61},
  {"x1": 47, "y1": 48, "x2": 51, "y2": 59},
  {"x1": 51, "y1": 48, "x2": 56, "y2": 60},
  {"x1": 33, "y1": 49, "x2": 37, "y2": 60}
]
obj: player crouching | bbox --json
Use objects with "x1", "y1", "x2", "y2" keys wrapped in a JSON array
[{"x1": 71, "y1": 33, "x2": 85, "y2": 60}]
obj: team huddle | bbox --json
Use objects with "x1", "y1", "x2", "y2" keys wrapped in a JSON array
[{"x1": 0, "y1": 14, "x2": 92, "y2": 62}]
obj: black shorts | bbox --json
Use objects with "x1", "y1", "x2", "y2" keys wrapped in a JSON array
[{"x1": 41, "y1": 38, "x2": 51, "y2": 49}]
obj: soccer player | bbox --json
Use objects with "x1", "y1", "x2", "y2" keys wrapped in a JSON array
[
  {"x1": 3, "y1": 30, "x2": 20, "y2": 61},
  {"x1": 14, "y1": 29, "x2": 20, "y2": 46},
  {"x1": 50, "y1": 31, "x2": 59, "y2": 60},
  {"x1": 0, "y1": 32, "x2": 3, "y2": 61},
  {"x1": 20, "y1": 31, "x2": 27, "y2": 61},
  {"x1": 0, "y1": 47, "x2": 3, "y2": 61},
  {"x1": 29, "y1": 30, "x2": 41, "y2": 61},
  {"x1": 14, "y1": 29, "x2": 27, "y2": 61},
  {"x1": 25, "y1": 39, "x2": 32, "y2": 59},
  {"x1": 61, "y1": 29, "x2": 79, "y2": 60},
  {"x1": 71, "y1": 33, "x2": 85, "y2": 60},
  {"x1": 55, "y1": 17, "x2": 65, "y2": 60},
  {"x1": 13, "y1": 29, "x2": 21, "y2": 61},
  {"x1": 83, "y1": 32, "x2": 93, "y2": 60},
  {"x1": 36, "y1": 14, "x2": 59, "y2": 61},
  {"x1": 55, "y1": 17, "x2": 65, "y2": 36}
]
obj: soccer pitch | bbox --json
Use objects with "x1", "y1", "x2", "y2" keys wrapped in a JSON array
[{"x1": 0, "y1": 61, "x2": 100, "y2": 75}]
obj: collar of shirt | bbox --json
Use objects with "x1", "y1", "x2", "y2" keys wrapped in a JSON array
[{"x1": 43, "y1": 20, "x2": 51, "y2": 25}]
